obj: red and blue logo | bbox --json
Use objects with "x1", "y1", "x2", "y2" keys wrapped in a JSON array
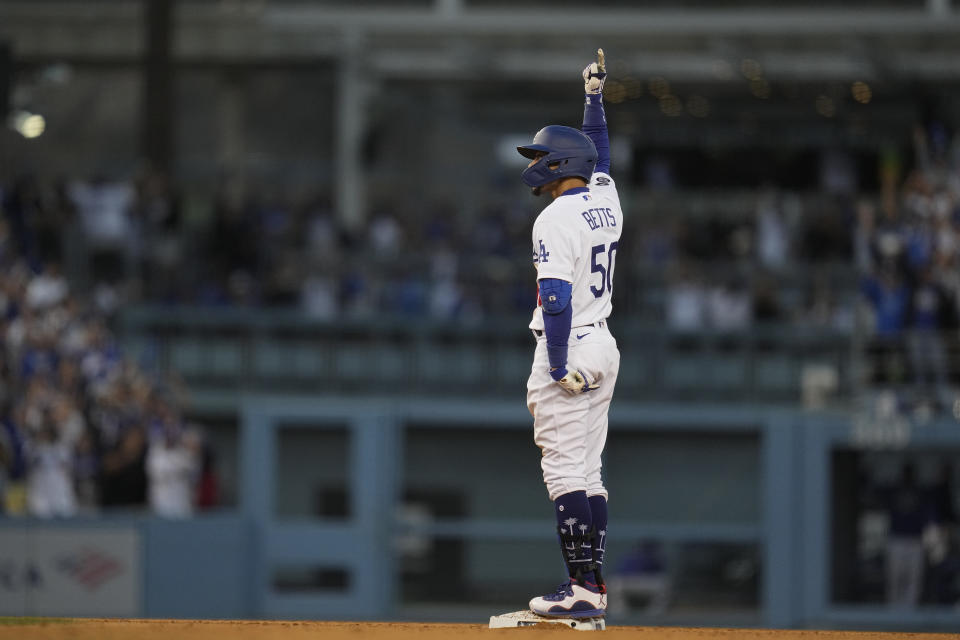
[{"x1": 56, "y1": 548, "x2": 123, "y2": 591}]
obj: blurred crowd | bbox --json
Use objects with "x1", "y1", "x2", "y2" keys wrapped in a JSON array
[
  {"x1": 854, "y1": 124, "x2": 960, "y2": 412},
  {"x1": 650, "y1": 187, "x2": 856, "y2": 332},
  {"x1": 0, "y1": 170, "x2": 541, "y2": 319},
  {"x1": 1, "y1": 125, "x2": 960, "y2": 520},
  {"x1": 0, "y1": 171, "x2": 868, "y2": 332},
  {"x1": 0, "y1": 238, "x2": 217, "y2": 518},
  {"x1": 2, "y1": 133, "x2": 959, "y2": 339}
]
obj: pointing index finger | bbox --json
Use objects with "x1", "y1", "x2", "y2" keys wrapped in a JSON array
[{"x1": 597, "y1": 48, "x2": 605, "y2": 72}]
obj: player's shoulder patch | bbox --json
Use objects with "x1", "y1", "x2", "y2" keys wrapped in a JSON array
[{"x1": 591, "y1": 172, "x2": 614, "y2": 188}]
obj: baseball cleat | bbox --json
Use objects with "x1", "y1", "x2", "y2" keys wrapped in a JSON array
[{"x1": 529, "y1": 579, "x2": 606, "y2": 618}]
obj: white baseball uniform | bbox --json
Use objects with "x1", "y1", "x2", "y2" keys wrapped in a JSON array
[{"x1": 527, "y1": 171, "x2": 622, "y2": 502}]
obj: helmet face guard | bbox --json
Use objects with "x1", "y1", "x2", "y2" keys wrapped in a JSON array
[
  {"x1": 517, "y1": 126, "x2": 597, "y2": 190},
  {"x1": 519, "y1": 153, "x2": 578, "y2": 189}
]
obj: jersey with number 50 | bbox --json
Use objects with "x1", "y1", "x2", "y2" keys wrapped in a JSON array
[{"x1": 529, "y1": 171, "x2": 622, "y2": 331}]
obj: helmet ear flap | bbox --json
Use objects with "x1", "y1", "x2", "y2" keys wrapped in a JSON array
[{"x1": 519, "y1": 125, "x2": 597, "y2": 189}]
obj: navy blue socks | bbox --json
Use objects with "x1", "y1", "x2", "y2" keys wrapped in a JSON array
[
  {"x1": 554, "y1": 490, "x2": 597, "y2": 585},
  {"x1": 588, "y1": 495, "x2": 608, "y2": 580}
]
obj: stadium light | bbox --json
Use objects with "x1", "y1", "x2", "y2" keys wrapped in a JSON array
[
  {"x1": 11, "y1": 110, "x2": 45, "y2": 138},
  {"x1": 851, "y1": 81, "x2": 872, "y2": 104}
]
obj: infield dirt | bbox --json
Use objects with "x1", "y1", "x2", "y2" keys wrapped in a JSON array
[{"x1": 0, "y1": 619, "x2": 958, "y2": 640}]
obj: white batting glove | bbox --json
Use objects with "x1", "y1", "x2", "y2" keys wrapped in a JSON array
[
  {"x1": 583, "y1": 48, "x2": 607, "y2": 95},
  {"x1": 551, "y1": 366, "x2": 600, "y2": 395}
]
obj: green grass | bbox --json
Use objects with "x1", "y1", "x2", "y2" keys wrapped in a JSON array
[{"x1": 0, "y1": 617, "x2": 71, "y2": 625}]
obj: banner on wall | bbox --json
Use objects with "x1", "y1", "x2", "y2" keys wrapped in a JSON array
[{"x1": 0, "y1": 527, "x2": 141, "y2": 617}]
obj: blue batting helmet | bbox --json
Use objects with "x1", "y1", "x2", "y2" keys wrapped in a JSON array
[{"x1": 517, "y1": 125, "x2": 597, "y2": 189}]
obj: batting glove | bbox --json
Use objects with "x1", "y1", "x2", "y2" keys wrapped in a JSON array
[
  {"x1": 550, "y1": 366, "x2": 600, "y2": 395},
  {"x1": 583, "y1": 48, "x2": 607, "y2": 95}
]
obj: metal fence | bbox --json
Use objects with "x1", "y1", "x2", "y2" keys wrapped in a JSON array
[{"x1": 118, "y1": 306, "x2": 856, "y2": 406}]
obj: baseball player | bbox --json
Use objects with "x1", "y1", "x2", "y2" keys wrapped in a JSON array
[{"x1": 519, "y1": 50, "x2": 621, "y2": 619}]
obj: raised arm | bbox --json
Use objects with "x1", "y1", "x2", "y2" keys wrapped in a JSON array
[{"x1": 582, "y1": 48, "x2": 610, "y2": 175}]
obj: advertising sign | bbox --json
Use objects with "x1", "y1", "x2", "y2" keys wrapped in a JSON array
[{"x1": 0, "y1": 527, "x2": 141, "y2": 617}]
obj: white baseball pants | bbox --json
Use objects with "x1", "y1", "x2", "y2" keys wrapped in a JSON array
[{"x1": 527, "y1": 323, "x2": 620, "y2": 502}]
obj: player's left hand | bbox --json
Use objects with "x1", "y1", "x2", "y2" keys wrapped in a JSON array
[
  {"x1": 583, "y1": 48, "x2": 607, "y2": 95},
  {"x1": 551, "y1": 366, "x2": 600, "y2": 395}
]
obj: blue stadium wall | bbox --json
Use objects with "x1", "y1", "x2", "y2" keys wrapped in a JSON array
[{"x1": 3, "y1": 397, "x2": 960, "y2": 631}]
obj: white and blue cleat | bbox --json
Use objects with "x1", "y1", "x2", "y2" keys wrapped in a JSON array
[{"x1": 529, "y1": 579, "x2": 607, "y2": 619}]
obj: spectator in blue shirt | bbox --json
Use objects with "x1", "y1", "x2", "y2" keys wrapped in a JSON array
[{"x1": 861, "y1": 267, "x2": 910, "y2": 384}]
